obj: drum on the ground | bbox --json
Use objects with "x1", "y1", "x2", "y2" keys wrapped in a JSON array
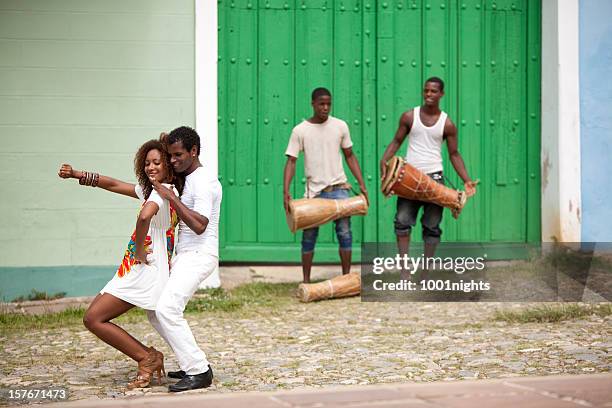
[{"x1": 297, "y1": 272, "x2": 361, "y2": 302}]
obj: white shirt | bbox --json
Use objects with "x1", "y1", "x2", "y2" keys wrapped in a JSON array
[
  {"x1": 405, "y1": 106, "x2": 447, "y2": 174},
  {"x1": 176, "y1": 167, "x2": 222, "y2": 257},
  {"x1": 285, "y1": 116, "x2": 353, "y2": 198}
]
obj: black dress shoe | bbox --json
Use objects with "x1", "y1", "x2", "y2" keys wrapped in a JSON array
[
  {"x1": 168, "y1": 370, "x2": 186, "y2": 379},
  {"x1": 168, "y1": 365, "x2": 213, "y2": 392}
]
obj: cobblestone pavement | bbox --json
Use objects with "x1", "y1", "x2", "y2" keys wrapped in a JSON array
[{"x1": 0, "y1": 299, "x2": 610, "y2": 404}]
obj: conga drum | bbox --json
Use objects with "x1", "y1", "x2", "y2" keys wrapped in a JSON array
[
  {"x1": 297, "y1": 272, "x2": 361, "y2": 302},
  {"x1": 286, "y1": 194, "x2": 368, "y2": 233},
  {"x1": 381, "y1": 156, "x2": 467, "y2": 218}
]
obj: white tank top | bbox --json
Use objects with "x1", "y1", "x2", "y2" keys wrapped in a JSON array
[{"x1": 404, "y1": 106, "x2": 446, "y2": 174}]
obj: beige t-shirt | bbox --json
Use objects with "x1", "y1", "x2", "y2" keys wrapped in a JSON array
[{"x1": 285, "y1": 116, "x2": 353, "y2": 198}]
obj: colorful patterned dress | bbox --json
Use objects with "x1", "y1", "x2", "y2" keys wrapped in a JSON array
[{"x1": 100, "y1": 184, "x2": 179, "y2": 310}]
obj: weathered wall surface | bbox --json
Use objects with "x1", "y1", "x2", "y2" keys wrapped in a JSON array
[{"x1": 0, "y1": 0, "x2": 195, "y2": 300}]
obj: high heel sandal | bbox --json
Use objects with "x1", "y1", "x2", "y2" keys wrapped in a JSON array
[{"x1": 127, "y1": 347, "x2": 166, "y2": 389}]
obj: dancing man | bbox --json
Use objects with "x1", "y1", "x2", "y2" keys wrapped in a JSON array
[{"x1": 148, "y1": 126, "x2": 222, "y2": 392}]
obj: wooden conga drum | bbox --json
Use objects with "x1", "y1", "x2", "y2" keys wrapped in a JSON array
[
  {"x1": 297, "y1": 272, "x2": 361, "y2": 302},
  {"x1": 381, "y1": 156, "x2": 467, "y2": 217},
  {"x1": 286, "y1": 195, "x2": 368, "y2": 233}
]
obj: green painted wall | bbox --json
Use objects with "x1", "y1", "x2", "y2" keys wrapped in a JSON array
[
  {"x1": 0, "y1": 0, "x2": 195, "y2": 300},
  {"x1": 218, "y1": 0, "x2": 541, "y2": 262}
]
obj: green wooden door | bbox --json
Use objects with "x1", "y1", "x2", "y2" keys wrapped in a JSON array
[{"x1": 218, "y1": 0, "x2": 541, "y2": 262}]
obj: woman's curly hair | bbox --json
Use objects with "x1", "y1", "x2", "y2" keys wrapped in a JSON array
[{"x1": 134, "y1": 135, "x2": 184, "y2": 199}]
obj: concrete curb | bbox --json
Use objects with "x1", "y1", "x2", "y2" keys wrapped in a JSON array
[
  {"x1": 0, "y1": 296, "x2": 93, "y2": 315},
  {"x1": 54, "y1": 373, "x2": 612, "y2": 407},
  {"x1": 0, "y1": 265, "x2": 350, "y2": 315}
]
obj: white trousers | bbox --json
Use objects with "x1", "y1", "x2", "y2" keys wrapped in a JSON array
[
  {"x1": 198, "y1": 265, "x2": 221, "y2": 289},
  {"x1": 147, "y1": 250, "x2": 217, "y2": 375}
]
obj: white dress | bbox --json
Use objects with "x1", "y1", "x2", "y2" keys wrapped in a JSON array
[{"x1": 100, "y1": 184, "x2": 178, "y2": 310}]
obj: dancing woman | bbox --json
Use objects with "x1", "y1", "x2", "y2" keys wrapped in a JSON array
[{"x1": 58, "y1": 138, "x2": 181, "y2": 389}]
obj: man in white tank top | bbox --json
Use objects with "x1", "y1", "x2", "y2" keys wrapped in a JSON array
[
  {"x1": 380, "y1": 77, "x2": 477, "y2": 268},
  {"x1": 149, "y1": 126, "x2": 222, "y2": 392}
]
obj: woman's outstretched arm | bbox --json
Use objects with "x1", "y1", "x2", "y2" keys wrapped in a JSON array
[{"x1": 58, "y1": 164, "x2": 138, "y2": 199}]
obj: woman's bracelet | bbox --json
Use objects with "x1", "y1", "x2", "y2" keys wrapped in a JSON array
[{"x1": 78, "y1": 170, "x2": 100, "y2": 187}]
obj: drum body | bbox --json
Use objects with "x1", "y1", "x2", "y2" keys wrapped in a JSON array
[
  {"x1": 286, "y1": 195, "x2": 368, "y2": 233},
  {"x1": 381, "y1": 156, "x2": 466, "y2": 212},
  {"x1": 297, "y1": 272, "x2": 361, "y2": 302}
]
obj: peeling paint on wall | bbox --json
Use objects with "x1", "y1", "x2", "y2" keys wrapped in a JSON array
[{"x1": 542, "y1": 151, "x2": 550, "y2": 191}]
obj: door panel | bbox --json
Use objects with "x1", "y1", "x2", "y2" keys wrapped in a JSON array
[{"x1": 218, "y1": 0, "x2": 541, "y2": 262}]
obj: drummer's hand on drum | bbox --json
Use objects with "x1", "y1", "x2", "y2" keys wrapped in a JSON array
[
  {"x1": 283, "y1": 192, "x2": 291, "y2": 213},
  {"x1": 464, "y1": 180, "x2": 478, "y2": 197},
  {"x1": 379, "y1": 159, "x2": 387, "y2": 181},
  {"x1": 359, "y1": 184, "x2": 369, "y2": 206}
]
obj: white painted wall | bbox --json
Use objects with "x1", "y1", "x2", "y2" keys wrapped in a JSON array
[
  {"x1": 0, "y1": 0, "x2": 196, "y2": 268},
  {"x1": 195, "y1": 0, "x2": 218, "y2": 178},
  {"x1": 541, "y1": 0, "x2": 582, "y2": 242},
  {"x1": 195, "y1": 0, "x2": 221, "y2": 288}
]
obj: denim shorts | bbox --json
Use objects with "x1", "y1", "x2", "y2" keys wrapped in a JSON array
[
  {"x1": 302, "y1": 188, "x2": 352, "y2": 254},
  {"x1": 394, "y1": 171, "x2": 444, "y2": 244}
]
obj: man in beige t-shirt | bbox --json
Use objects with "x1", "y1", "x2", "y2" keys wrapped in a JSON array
[{"x1": 283, "y1": 87, "x2": 368, "y2": 283}]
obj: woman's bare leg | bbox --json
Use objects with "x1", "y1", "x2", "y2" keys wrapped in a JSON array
[{"x1": 83, "y1": 293, "x2": 149, "y2": 362}]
